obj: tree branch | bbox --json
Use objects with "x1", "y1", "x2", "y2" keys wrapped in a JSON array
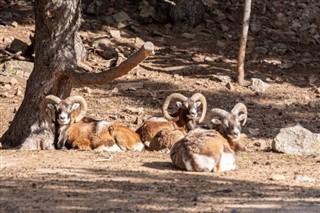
[{"x1": 68, "y1": 42, "x2": 154, "y2": 85}]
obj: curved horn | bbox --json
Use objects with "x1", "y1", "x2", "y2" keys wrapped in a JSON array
[
  {"x1": 190, "y1": 93, "x2": 207, "y2": 123},
  {"x1": 162, "y1": 93, "x2": 188, "y2": 121},
  {"x1": 64, "y1": 96, "x2": 88, "y2": 122},
  {"x1": 231, "y1": 103, "x2": 247, "y2": 125},
  {"x1": 210, "y1": 108, "x2": 229, "y2": 121},
  {"x1": 39, "y1": 95, "x2": 61, "y2": 123}
]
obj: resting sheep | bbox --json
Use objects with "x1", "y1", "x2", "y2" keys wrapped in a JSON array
[
  {"x1": 136, "y1": 93, "x2": 207, "y2": 151},
  {"x1": 170, "y1": 103, "x2": 248, "y2": 172},
  {"x1": 39, "y1": 95, "x2": 144, "y2": 152},
  {"x1": 210, "y1": 103, "x2": 248, "y2": 151}
]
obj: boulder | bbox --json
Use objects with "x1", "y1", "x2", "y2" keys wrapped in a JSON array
[
  {"x1": 249, "y1": 78, "x2": 270, "y2": 93},
  {"x1": 272, "y1": 125, "x2": 320, "y2": 156}
]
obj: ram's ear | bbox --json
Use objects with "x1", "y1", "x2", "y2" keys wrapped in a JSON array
[
  {"x1": 211, "y1": 118, "x2": 222, "y2": 125},
  {"x1": 176, "y1": 101, "x2": 182, "y2": 108},
  {"x1": 196, "y1": 101, "x2": 202, "y2": 107},
  {"x1": 47, "y1": 104, "x2": 55, "y2": 110},
  {"x1": 71, "y1": 103, "x2": 81, "y2": 111},
  {"x1": 46, "y1": 104, "x2": 56, "y2": 121}
]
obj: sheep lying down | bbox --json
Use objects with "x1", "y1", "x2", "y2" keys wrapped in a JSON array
[{"x1": 170, "y1": 128, "x2": 237, "y2": 172}]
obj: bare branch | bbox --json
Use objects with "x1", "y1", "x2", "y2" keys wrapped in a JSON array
[{"x1": 68, "y1": 42, "x2": 154, "y2": 86}]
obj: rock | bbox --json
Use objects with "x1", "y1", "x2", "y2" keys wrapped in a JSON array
[
  {"x1": 181, "y1": 33, "x2": 195, "y2": 39},
  {"x1": 111, "y1": 11, "x2": 132, "y2": 29},
  {"x1": 272, "y1": 43, "x2": 288, "y2": 55},
  {"x1": 250, "y1": 21, "x2": 262, "y2": 34},
  {"x1": 110, "y1": 30, "x2": 121, "y2": 38},
  {"x1": 83, "y1": 87, "x2": 92, "y2": 94},
  {"x1": 7, "y1": 38, "x2": 29, "y2": 54},
  {"x1": 124, "y1": 106, "x2": 144, "y2": 115},
  {"x1": 270, "y1": 174, "x2": 286, "y2": 181},
  {"x1": 226, "y1": 82, "x2": 234, "y2": 91},
  {"x1": 252, "y1": 189, "x2": 264, "y2": 197},
  {"x1": 115, "y1": 82, "x2": 144, "y2": 91},
  {"x1": 15, "y1": 87, "x2": 23, "y2": 96},
  {"x1": 212, "y1": 75, "x2": 231, "y2": 83},
  {"x1": 0, "y1": 60, "x2": 34, "y2": 78},
  {"x1": 10, "y1": 21, "x2": 18, "y2": 28},
  {"x1": 92, "y1": 38, "x2": 117, "y2": 60},
  {"x1": 272, "y1": 125, "x2": 320, "y2": 156},
  {"x1": 278, "y1": 62, "x2": 294, "y2": 69},
  {"x1": 248, "y1": 128, "x2": 260, "y2": 136},
  {"x1": 294, "y1": 175, "x2": 316, "y2": 183},
  {"x1": 220, "y1": 24, "x2": 229, "y2": 32},
  {"x1": 255, "y1": 46, "x2": 268, "y2": 55},
  {"x1": 249, "y1": 78, "x2": 270, "y2": 93},
  {"x1": 216, "y1": 40, "x2": 226, "y2": 48},
  {"x1": 173, "y1": 74, "x2": 183, "y2": 80}
]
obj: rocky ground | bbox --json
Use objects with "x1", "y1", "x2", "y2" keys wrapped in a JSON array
[{"x1": 0, "y1": 0, "x2": 320, "y2": 212}]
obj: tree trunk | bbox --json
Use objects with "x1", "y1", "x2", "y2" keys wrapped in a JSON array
[
  {"x1": 0, "y1": 0, "x2": 154, "y2": 150},
  {"x1": 237, "y1": 0, "x2": 252, "y2": 86}
]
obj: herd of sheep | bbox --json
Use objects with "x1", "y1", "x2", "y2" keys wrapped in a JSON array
[{"x1": 39, "y1": 92, "x2": 248, "y2": 173}]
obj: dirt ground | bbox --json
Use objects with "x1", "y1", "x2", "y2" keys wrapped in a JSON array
[{"x1": 1, "y1": 0, "x2": 320, "y2": 212}]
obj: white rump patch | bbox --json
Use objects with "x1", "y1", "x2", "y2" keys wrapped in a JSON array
[
  {"x1": 192, "y1": 154, "x2": 216, "y2": 172},
  {"x1": 100, "y1": 144, "x2": 123, "y2": 152},
  {"x1": 95, "y1": 121, "x2": 111, "y2": 135},
  {"x1": 132, "y1": 142, "x2": 145, "y2": 151},
  {"x1": 148, "y1": 117, "x2": 167, "y2": 122},
  {"x1": 220, "y1": 152, "x2": 236, "y2": 172},
  {"x1": 183, "y1": 158, "x2": 193, "y2": 171}
]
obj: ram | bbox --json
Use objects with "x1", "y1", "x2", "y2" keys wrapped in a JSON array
[
  {"x1": 136, "y1": 93, "x2": 207, "y2": 151},
  {"x1": 170, "y1": 128, "x2": 236, "y2": 172},
  {"x1": 40, "y1": 95, "x2": 144, "y2": 152},
  {"x1": 170, "y1": 103, "x2": 248, "y2": 172},
  {"x1": 210, "y1": 103, "x2": 248, "y2": 151}
]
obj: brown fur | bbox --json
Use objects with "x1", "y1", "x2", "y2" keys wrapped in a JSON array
[
  {"x1": 148, "y1": 129, "x2": 185, "y2": 151},
  {"x1": 63, "y1": 120, "x2": 143, "y2": 151},
  {"x1": 136, "y1": 120, "x2": 180, "y2": 142},
  {"x1": 170, "y1": 128, "x2": 236, "y2": 172}
]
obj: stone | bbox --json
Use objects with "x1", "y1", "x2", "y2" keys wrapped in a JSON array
[
  {"x1": 115, "y1": 82, "x2": 144, "y2": 91},
  {"x1": 226, "y1": 82, "x2": 234, "y2": 91},
  {"x1": 112, "y1": 11, "x2": 132, "y2": 29},
  {"x1": 10, "y1": 21, "x2": 18, "y2": 28},
  {"x1": 181, "y1": 33, "x2": 195, "y2": 39},
  {"x1": 7, "y1": 38, "x2": 29, "y2": 54},
  {"x1": 124, "y1": 106, "x2": 144, "y2": 115},
  {"x1": 272, "y1": 125, "x2": 320, "y2": 156},
  {"x1": 83, "y1": 87, "x2": 92, "y2": 94},
  {"x1": 92, "y1": 38, "x2": 117, "y2": 60},
  {"x1": 15, "y1": 87, "x2": 23, "y2": 96},
  {"x1": 212, "y1": 75, "x2": 231, "y2": 83},
  {"x1": 294, "y1": 175, "x2": 316, "y2": 183},
  {"x1": 1, "y1": 60, "x2": 34, "y2": 78},
  {"x1": 270, "y1": 174, "x2": 286, "y2": 181},
  {"x1": 272, "y1": 43, "x2": 288, "y2": 55},
  {"x1": 249, "y1": 78, "x2": 270, "y2": 93},
  {"x1": 110, "y1": 30, "x2": 121, "y2": 38}
]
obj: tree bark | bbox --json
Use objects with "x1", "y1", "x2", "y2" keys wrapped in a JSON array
[
  {"x1": 0, "y1": 0, "x2": 154, "y2": 150},
  {"x1": 237, "y1": 0, "x2": 252, "y2": 86}
]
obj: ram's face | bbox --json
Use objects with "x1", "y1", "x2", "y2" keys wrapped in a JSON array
[
  {"x1": 222, "y1": 114, "x2": 242, "y2": 141},
  {"x1": 211, "y1": 114, "x2": 244, "y2": 141},
  {"x1": 47, "y1": 102, "x2": 80, "y2": 125},
  {"x1": 176, "y1": 100, "x2": 202, "y2": 120}
]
